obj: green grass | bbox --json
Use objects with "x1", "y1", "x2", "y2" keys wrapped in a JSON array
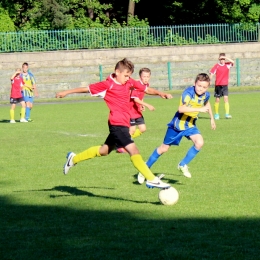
[{"x1": 0, "y1": 92, "x2": 260, "y2": 260}]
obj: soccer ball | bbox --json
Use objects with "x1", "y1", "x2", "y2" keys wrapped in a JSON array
[{"x1": 158, "y1": 187, "x2": 179, "y2": 206}]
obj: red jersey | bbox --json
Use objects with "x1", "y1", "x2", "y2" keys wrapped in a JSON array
[
  {"x1": 129, "y1": 80, "x2": 149, "y2": 119},
  {"x1": 210, "y1": 62, "x2": 233, "y2": 86},
  {"x1": 10, "y1": 76, "x2": 24, "y2": 98},
  {"x1": 88, "y1": 74, "x2": 147, "y2": 127}
]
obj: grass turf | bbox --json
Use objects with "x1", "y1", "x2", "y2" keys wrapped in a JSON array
[{"x1": 0, "y1": 92, "x2": 260, "y2": 259}]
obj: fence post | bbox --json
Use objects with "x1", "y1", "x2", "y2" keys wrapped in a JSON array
[
  {"x1": 236, "y1": 58, "x2": 240, "y2": 86},
  {"x1": 167, "y1": 62, "x2": 172, "y2": 90},
  {"x1": 258, "y1": 23, "x2": 260, "y2": 42},
  {"x1": 99, "y1": 65, "x2": 103, "y2": 81}
]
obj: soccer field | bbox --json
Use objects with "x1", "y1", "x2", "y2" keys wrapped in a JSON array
[{"x1": 0, "y1": 92, "x2": 260, "y2": 259}]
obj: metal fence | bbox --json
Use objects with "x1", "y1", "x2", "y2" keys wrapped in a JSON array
[{"x1": 0, "y1": 23, "x2": 259, "y2": 53}]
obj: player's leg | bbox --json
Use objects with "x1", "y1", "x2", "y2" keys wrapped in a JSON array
[
  {"x1": 10, "y1": 101, "x2": 16, "y2": 123},
  {"x1": 63, "y1": 145, "x2": 104, "y2": 174},
  {"x1": 137, "y1": 127, "x2": 181, "y2": 184},
  {"x1": 223, "y1": 86, "x2": 231, "y2": 119},
  {"x1": 114, "y1": 125, "x2": 170, "y2": 189},
  {"x1": 23, "y1": 95, "x2": 31, "y2": 121},
  {"x1": 126, "y1": 143, "x2": 170, "y2": 189},
  {"x1": 178, "y1": 132, "x2": 203, "y2": 178},
  {"x1": 131, "y1": 117, "x2": 145, "y2": 138},
  {"x1": 26, "y1": 97, "x2": 34, "y2": 121},
  {"x1": 63, "y1": 131, "x2": 116, "y2": 174},
  {"x1": 19, "y1": 100, "x2": 28, "y2": 122},
  {"x1": 214, "y1": 86, "x2": 221, "y2": 120}
]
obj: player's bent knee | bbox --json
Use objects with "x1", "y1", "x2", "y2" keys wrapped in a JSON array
[{"x1": 195, "y1": 141, "x2": 204, "y2": 150}]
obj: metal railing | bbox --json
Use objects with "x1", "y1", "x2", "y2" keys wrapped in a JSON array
[{"x1": 0, "y1": 23, "x2": 259, "y2": 53}]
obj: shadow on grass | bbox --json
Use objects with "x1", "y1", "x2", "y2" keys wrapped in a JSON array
[
  {"x1": 1, "y1": 193, "x2": 260, "y2": 260},
  {"x1": 0, "y1": 119, "x2": 12, "y2": 123},
  {"x1": 27, "y1": 186, "x2": 160, "y2": 204}
]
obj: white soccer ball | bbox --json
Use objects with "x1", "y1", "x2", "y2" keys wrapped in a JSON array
[{"x1": 158, "y1": 187, "x2": 179, "y2": 206}]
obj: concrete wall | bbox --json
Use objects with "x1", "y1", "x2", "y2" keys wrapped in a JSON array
[{"x1": 0, "y1": 42, "x2": 260, "y2": 100}]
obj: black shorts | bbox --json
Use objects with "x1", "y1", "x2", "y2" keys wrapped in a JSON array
[
  {"x1": 104, "y1": 125, "x2": 134, "y2": 148},
  {"x1": 130, "y1": 116, "x2": 145, "y2": 126},
  {"x1": 10, "y1": 97, "x2": 24, "y2": 104},
  {"x1": 214, "y1": 85, "x2": 228, "y2": 98}
]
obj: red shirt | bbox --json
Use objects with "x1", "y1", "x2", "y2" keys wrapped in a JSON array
[
  {"x1": 210, "y1": 62, "x2": 233, "y2": 86},
  {"x1": 88, "y1": 74, "x2": 147, "y2": 127},
  {"x1": 10, "y1": 76, "x2": 24, "y2": 98},
  {"x1": 129, "y1": 80, "x2": 148, "y2": 119}
]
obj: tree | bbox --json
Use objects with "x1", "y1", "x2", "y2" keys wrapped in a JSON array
[{"x1": 0, "y1": 8, "x2": 15, "y2": 32}]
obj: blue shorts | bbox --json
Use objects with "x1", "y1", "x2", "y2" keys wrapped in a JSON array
[
  {"x1": 163, "y1": 126, "x2": 201, "y2": 146},
  {"x1": 23, "y1": 95, "x2": 34, "y2": 103}
]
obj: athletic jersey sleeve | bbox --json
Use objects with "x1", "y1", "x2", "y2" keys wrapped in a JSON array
[
  {"x1": 209, "y1": 64, "x2": 218, "y2": 75},
  {"x1": 28, "y1": 72, "x2": 36, "y2": 84},
  {"x1": 88, "y1": 81, "x2": 110, "y2": 98},
  {"x1": 128, "y1": 78, "x2": 147, "y2": 92},
  {"x1": 131, "y1": 89, "x2": 145, "y2": 100}
]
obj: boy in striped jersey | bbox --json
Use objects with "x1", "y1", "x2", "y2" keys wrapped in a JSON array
[{"x1": 138, "y1": 73, "x2": 216, "y2": 182}]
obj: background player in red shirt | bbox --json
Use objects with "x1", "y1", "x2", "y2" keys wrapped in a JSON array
[
  {"x1": 209, "y1": 53, "x2": 234, "y2": 120},
  {"x1": 116, "y1": 67, "x2": 158, "y2": 153},
  {"x1": 9, "y1": 68, "x2": 28, "y2": 123},
  {"x1": 56, "y1": 58, "x2": 172, "y2": 189}
]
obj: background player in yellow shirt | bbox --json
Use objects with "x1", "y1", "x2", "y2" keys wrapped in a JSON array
[{"x1": 21, "y1": 62, "x2": 38, "y2": 122}]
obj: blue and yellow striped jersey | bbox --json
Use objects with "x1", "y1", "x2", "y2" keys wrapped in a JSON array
[
  {"x1": 168, "y1": 86, "x2": 210, "y2": 131},
  {"x1": 20, "y1": 71, "x2": 36, "y2": 97}
]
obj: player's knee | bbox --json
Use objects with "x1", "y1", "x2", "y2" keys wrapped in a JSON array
[
  {"x1": 195, "y1": 140, "x2": 204, "y2": 150},
  {"x1": 158, "y1": 145, "x2": 169, "y2": 154}
]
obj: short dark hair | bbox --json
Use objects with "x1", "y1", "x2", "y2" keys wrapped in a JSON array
[
  {"x1": 115, "y1": 58, "x2": 134, "y2": 73},
  {"x1": 139, "y1": 68, "x2": 151, "y2": 76},
  {"x1": 195, "y1": 73, "x2": 210, "y2": 84},
  {"x1": 22, "y1": 62, "x2": 29, "y2": 67},
  {"x1": 219, "y1": 53, "x2": 225, "y2": 57}
]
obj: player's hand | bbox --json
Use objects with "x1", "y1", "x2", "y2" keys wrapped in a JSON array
[
  {"x1": 211, "y1": 119, "x2": 216, "y2": 130},
  {"x1": 56, "y1": 91, "x2": 67, "y2": 98},
  {"x1": 140, "y1": 105, "x2": 146, "y2": 111},
  {"x1": 160, "y1": 93, "x2": 173, "y2": 99},
  {"x1": 147, "y1": 104, "x2": 155, "y2": 111},
  {"x1": 199, "y1": 106, "x2": 209, "y2": 113}
]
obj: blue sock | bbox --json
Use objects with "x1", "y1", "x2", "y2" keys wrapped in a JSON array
[
  {"x1": 179, "y1": 146, "x2": 200, "y2": 166},
  {"x1": 25, "y1": 107, "x2": 31, "y2": 120},
  {"x1": 146, "y1": 148, "x2": 161, "y2": 168}
]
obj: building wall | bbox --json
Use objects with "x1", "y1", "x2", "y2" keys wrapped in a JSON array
[{"x1": 0, "y1": 42, "x2": 260, "y2": 100}]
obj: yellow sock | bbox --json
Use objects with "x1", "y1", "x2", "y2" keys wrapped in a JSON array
[
  {"x1": 131, "y1": 129, "x2": 142, "y2": 138},
  {"x1": 130, "y1": 154, "x2": 155, "y2": 181},
  {"x1": 20, "y1": 108, "x2": 25, "y2": 119},
  {"x1": 214, "y1": 102, "x2": 219, "y2": 114},
  {"x1": 73, "y1": 146, "x2": 101, "y2": 164},
  {"x1": 10, "y1": 109, "x2": 14, "y2": 120},
  {"x1": 225, "y1": 102, "x2": 230, "y2": 115}
]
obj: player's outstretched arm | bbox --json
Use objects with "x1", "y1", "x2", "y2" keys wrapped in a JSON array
[
  {"x1": 134, "y1": 98, "x2": 155, "y2": 111},
  {"x1": 205, "y1": 101, "x2": 216, "y2": 130},
  {"x1": 56, "y1": 86, "x2": 89, "y2": 98},
  {"x1": 145, "y1": 87, "x2": 172, "y2": 99}
]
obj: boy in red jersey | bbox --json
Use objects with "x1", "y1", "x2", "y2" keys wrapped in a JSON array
[
  {"x1": 9, "y1": 69, "x2": 28, "y2": 123},
  {"x1": 129, "y1": 68, "x2": 155, "y2": 138},
  {"x1": 116, "y1": 67, "x2": 156, "y2": 153},
  {"x1": 209, "y1": 53, "x2": 234, "y2": 120},
  {"x1": 56, "y1": 58, "x2": 172, "y2": 189}
]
